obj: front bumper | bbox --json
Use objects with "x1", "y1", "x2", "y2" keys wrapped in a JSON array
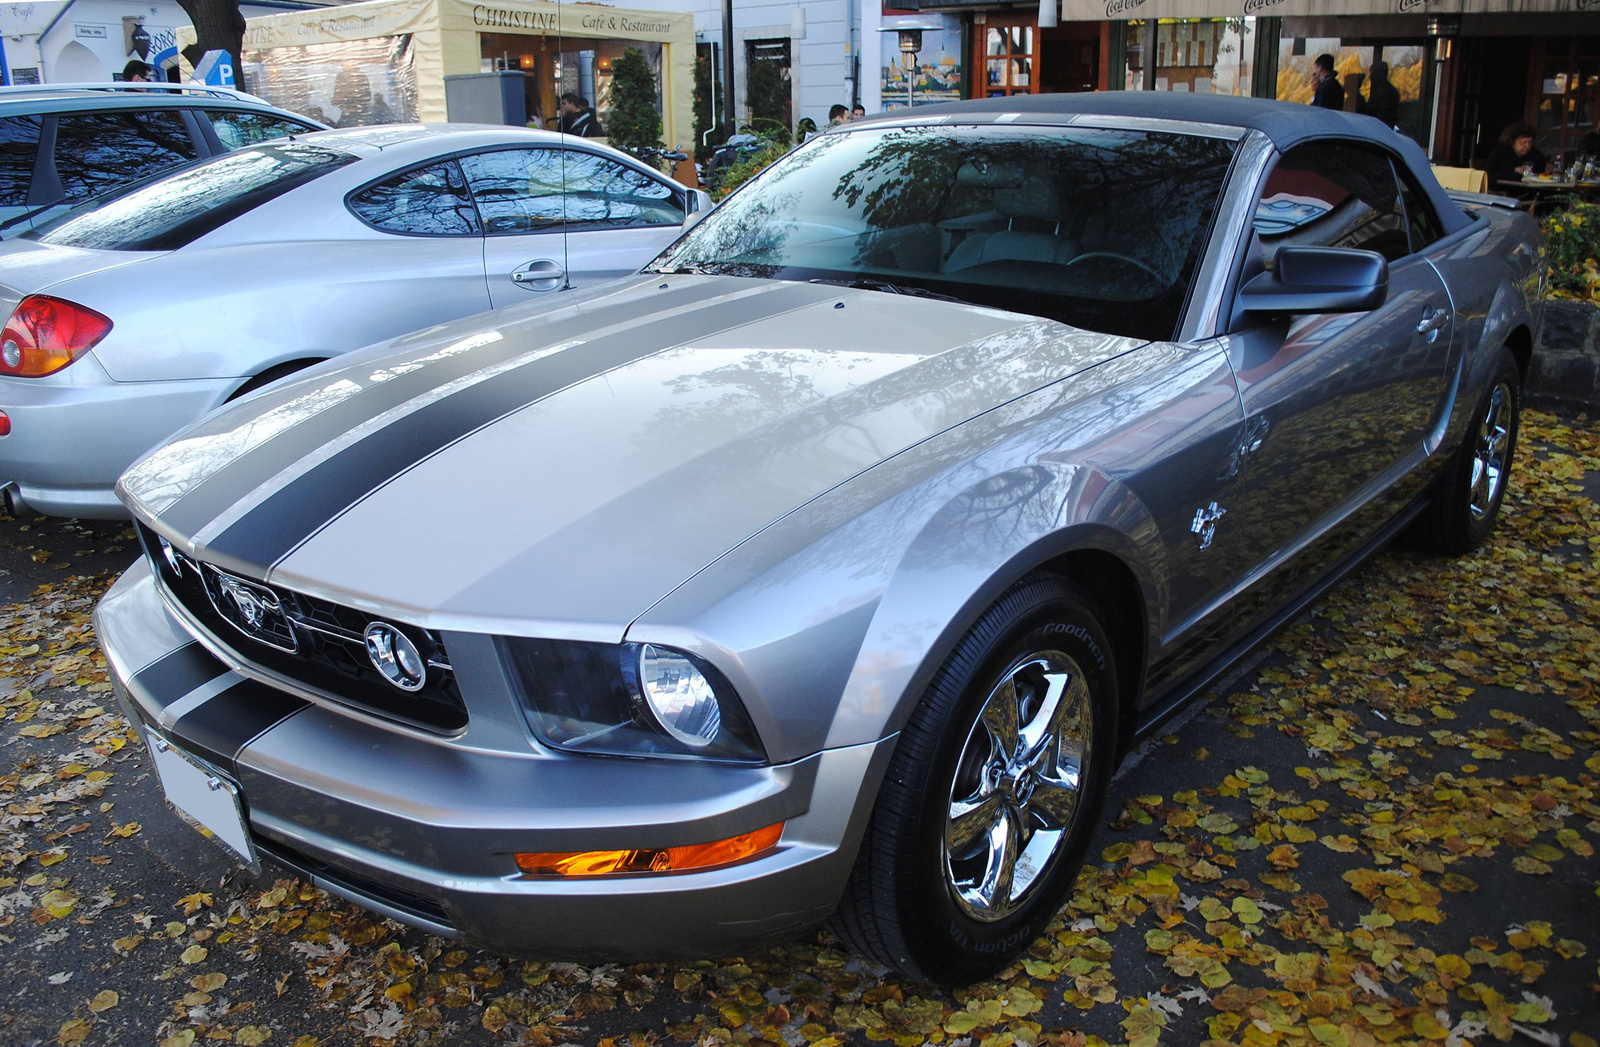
[
  {"x1": 94, "y1": 559, "x2": 893, "y2": 958},
  {"x1": 0, "y1": 354, "x2": 232, "y2": 518}
]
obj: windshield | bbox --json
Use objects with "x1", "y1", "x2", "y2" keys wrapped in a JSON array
[
  {"x1": 651, "y1": 125, "x2": 1236, "y2": 341},
  {"x1": 29, "y1": 142, "x2": 355, "y2": 251}
]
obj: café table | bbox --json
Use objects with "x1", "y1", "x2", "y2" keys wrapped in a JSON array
[{"x1": 1495, "y1": 178, "x2": 1600, "y2": 213}]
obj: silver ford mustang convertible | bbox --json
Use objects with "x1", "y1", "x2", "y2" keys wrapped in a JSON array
[{"x1": 95, "y1": 94, "x2": 1542, "y2": 985}]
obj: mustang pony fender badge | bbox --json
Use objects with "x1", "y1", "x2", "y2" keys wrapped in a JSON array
[{"x1": 1191, "y1": 501, "x2": 1227, "y2": 550}]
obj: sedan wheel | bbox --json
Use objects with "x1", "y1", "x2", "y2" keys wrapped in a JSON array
[{"x1": 832, "y1": 574, "x2": 1116, "y2": 985}]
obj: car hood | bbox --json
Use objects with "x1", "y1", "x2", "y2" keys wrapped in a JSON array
[{"x1": 122, "y1": 275, "x2": 1143, "y2": 638}]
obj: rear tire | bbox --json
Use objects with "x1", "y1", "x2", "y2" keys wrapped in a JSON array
[
  {"x1": 831, "y1": 573, "x2": 1117, "y2": 985},
  {"x1": 1408, "y1": 347, "x2": 1520, "y2": 555}
]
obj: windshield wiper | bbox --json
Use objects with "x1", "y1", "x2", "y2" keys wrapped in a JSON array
[
  {"x1": 646, "y1": 264, "x2": 712, "y2": 275},
  {"x1": 808, "y1": 277, "x2": 960, "y2": 302}
]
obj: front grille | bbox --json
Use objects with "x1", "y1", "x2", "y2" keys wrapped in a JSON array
[
  {"x1": 138, "y1": 524, "x2": 468, "y2": 733},
  {"x1": 254, "y1": 834, "x2": 455, "y2": 929}
]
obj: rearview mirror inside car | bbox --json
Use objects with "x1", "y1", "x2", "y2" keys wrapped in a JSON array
[{"x1": 1239, "y1": 246, "x2": 1389, "y2": 315}]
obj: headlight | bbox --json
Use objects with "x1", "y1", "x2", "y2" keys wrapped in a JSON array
[
  {"x1": 636, "y1": 644, "x2": 721, "y2": 748},
  {"x1": 500, "y1": 638, "x2": 765, "y2": 763}
]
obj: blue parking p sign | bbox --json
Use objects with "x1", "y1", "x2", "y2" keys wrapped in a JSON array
[{"x1": 191, "y1": 50, "x2": 235, "y2": 88}]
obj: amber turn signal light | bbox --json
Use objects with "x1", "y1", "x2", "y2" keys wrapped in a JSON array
[{"x1": 515, "y1": 822, "x2": 784, "y2": 877}]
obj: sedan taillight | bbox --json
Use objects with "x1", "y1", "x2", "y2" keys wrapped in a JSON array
[{"x1": 0, "y1": 295, "x2": 113, "y2": 378}]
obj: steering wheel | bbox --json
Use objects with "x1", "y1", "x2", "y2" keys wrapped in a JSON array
[{"x1": 1063, "y1": 251, "x2": 1165, "y2": 286}]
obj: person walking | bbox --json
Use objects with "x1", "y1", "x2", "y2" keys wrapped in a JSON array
[
  {"x1": 559, "y1": 93, "x2": 604, "y2": 138},
  {"x1": 1310, "y1": 54, "x2": 1345, "y2": 111},
  {"x1": 121, "y1": 60, "x2": 154, "y2": 83},
  {"x1": 1362, "y1": 60, "x2": 1400, "y2": 127}
]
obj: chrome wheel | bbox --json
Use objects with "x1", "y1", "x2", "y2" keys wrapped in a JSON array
[
  {"x1": 944, "y1": 652, "x2": 1093, "y2": 922},
  {"x1": 1469, "y1": 382, "x2": 1512, "y2": 522}
]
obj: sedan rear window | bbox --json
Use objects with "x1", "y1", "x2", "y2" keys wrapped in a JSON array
[
  {"x1": 53, "y1": 110, "x2": 198, "y2": 202},
  {"x1": 651, "y1": 125, "x2": 1236, "y2": 341},
  {"x1": 32, "y1": 143, "x2": 354, "y2": 252},
  {"x1": 0, "y1": 116, "x2": 42, "y2": 206}
]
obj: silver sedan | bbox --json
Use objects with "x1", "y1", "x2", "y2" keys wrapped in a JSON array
[{"x1": 0, "y1": 125, "x2": 709, "y2": 518}]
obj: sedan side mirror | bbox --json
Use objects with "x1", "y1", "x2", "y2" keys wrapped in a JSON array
[
  {"x1": 1238, "y1": 246, "x2": 1389, "y2": 315},
  {"x1": 683, "y1": 190, "x2": 713, "y2": 230}
]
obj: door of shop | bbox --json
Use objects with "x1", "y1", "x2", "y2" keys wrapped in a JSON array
[{"x1": 974, "y1": 16, "x2": 1039, "y2": 98}]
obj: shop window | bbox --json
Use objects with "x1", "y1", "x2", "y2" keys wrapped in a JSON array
[
  {"x1": 1276, "y1": 39, "x2": 1426, "y2": 147},
  {"x1": 977, "y1": 20, "x2": 1036, "y2": 98},
  {"x1": 349, "y1": 161, "x2": 480, "y2": 236},
  {"x1": 1125, "y1": 19, "x2": 1256, "y2": 96},
  {"x1": 746, "y1": 38, "x2": 791, "y2": 134},
  {"x1": 244, "y1": 35, "x2": 419, "y2": 128},
  {"x1": 1529, "y1": 37, "x2": 1600, "y2": 163}
]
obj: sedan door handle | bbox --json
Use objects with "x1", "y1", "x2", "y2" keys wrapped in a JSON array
[
  {"x1": 511, "y1": 260, "x2": 566, "y2": 292},
  {"x1": 1416, "y1": 306, "x2": 1450, "y2": 335}
]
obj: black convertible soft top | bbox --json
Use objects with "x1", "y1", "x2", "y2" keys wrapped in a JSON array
[{"x1": 854, "y1": 92, "x2": 1470, "y2": 237}]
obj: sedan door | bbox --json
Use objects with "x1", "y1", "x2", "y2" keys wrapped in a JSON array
[
  {"x1": 460, "y1": 147, "x2": 687, "y2": 307},
  {"x1": 459, "y1": 147, "x2": 570, "y2": 307},
  {"x1": 558, "y1": 149, "x2": 688, "y2": 287},
  {"x1": 339, "y1": 158, "x2": 492, "y2": 335}
]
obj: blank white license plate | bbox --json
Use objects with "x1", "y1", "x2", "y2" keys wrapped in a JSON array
[{"x1": 146, "y1": 731, "x2": 255, "y2": 864}]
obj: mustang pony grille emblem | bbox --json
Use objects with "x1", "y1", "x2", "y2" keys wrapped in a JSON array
[
  {"x1": 202, "y1": 568, "x2": 300, "y2": 654},
  {"x1": 1191, "y1": 501, "x2": 1227, "y2": 550}
]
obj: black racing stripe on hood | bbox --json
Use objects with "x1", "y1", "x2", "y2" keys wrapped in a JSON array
[
  {"x1": 127, "y1": 642, "x2": 225, "y2": 717},
  {"x1": 201, "y1": 281, "x2": 839, "y2": 575},
  {"x1": 158, "y1": 279, "x2": 738, "y2": 539},
  {"x1": 169, "y1": 679, "x2": 308, "y2": 776}
]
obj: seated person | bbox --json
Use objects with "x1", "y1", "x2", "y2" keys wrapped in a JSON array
[{"x1": 1486, "y1": 122, "x2": 1545, "y2": 192}]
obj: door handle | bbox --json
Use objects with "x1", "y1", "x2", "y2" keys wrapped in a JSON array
[
  {"x1": 511, "y1": 260, "x2": 566, "y2": 291},
  {"x1": 1415, "y1": 306, "x2": 1449, "y2": 338}
]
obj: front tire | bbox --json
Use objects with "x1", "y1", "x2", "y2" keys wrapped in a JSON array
[
  {"x1": 1409, "y1": 347, "x2": 1521, "y2": 555},
  {"x1": 832, "y1": 574, "x2": 1117, "y2": 985}
]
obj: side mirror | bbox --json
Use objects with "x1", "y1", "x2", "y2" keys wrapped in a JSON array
[
  {"x1": 1238, "y1": 246, "x2": 1389, "y2": 315},
  {"x1": 683, "y1": 189, "x2": 713, "y2": 229}
]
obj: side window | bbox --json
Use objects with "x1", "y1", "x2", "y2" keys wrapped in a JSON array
[
  {"x1": 0, "y1": 115, "x2": 42, "y2": 207},
  {"x1": 348, "y1": 161, "x2": 480, "y2": 235},
  {"x1": 1252, "y1": 141, "x2": 1410, "y2": 263},
  {"x1": 560, "y1": 153, "x2": 684, "y2": 229},
  {"x1": 458, "y1": 148, "x2": 566, "y2": 235},
  {"x1": 52, "y1": 110, "x2": 198, "y2": 201},
  {"x1": 1394, "y1": 165, "x2": 1445, "y2": 254},
  {"x1": 206, "y1": 111, "x2": 316, "y2": 150}
]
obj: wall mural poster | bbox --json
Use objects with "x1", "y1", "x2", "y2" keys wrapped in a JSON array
[{"x1": 880, "y1": 15, "x2": 961, "y2": 110}]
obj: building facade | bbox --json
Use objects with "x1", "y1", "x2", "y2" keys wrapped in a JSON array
[
  {"x1": 860, "y1": 0, "x2": 1599, "y2": 167},
  {"x1": 0, "y1": 0, "x2": 323, "y2": 87},
  {"x1": 616, "y1": 0, "x2": 863, "y2": 139}
]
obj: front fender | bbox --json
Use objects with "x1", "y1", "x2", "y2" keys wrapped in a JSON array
[{"x1": 822, "y1": 467, "x2": 1161, "y2": 752}]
